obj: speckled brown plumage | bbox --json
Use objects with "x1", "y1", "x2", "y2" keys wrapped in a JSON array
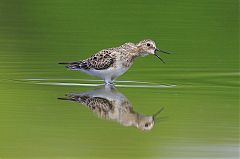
[
  {"x1": 59, "y1": 39, "x2": 163, "y2": 84},
  {"x1": 58, "y1": 86, "x2": 163, "y2": 131},
  {"x1": 64, "y1": 94, "x2": 114, "y2": 118}
]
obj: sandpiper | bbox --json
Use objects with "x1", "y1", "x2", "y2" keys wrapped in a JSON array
[
  {"x1": 59, "y1": 39, "x2": 170, "y2": 84},
  {"x1": 58, "y1": 85, "x2": 164, "y2": 131}
]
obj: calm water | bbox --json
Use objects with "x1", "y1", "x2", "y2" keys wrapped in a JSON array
[{"x1": 0, "y1": 0, "x2": 239, "y2": 158}]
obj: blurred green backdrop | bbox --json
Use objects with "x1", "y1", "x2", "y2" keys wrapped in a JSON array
[{"x1": 0, "y1": 0, "x2": 239, "y2": 159}]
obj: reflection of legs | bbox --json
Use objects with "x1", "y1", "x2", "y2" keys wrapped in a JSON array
[
  {"x1": 111, "y1": 76, "x2": 116, "y2": 84},
  {"x1": 104, "y1": 83, "x2": 116, "y2": 92},
  {"x1": 104, "y1": 75, "x2": 117, "y2": 85}
]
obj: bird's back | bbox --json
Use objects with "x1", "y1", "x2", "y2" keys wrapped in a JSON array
[{"x1": 61, "y1": 42, "x2": 137, "y2": 70}]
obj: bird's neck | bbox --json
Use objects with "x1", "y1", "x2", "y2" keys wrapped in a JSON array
[{"x1": 131, "y1": 47, "x2": 146, "y2": 58}]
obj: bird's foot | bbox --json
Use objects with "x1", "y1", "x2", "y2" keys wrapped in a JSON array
[
  {"x1": 104, "y1": 82, "x2": 114, "y2": 85},
  {"x1": 104, "y1": 79, "x2": 115, "y2": 85}
]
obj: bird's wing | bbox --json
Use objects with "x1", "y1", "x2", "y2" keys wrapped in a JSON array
[
  {"x1": 60, "y1": 43, "x2": 136, "y2": 70},
  {"x1": 61, "y1": 94, "x2": 113, "y2": 111},
  {"x1": 69, "y1": 94, "x2": 114, "y2": 117},
  {"x1": 87, "y1": 43, "x2": 136, "y2": 70},
  {"x1": 87, "y1": 49, "x2": 116, "y2": 70},
  {"x1": 59, "y1": 94, "x2": 114, "y2": 118},
  {"x1": 84, "y1": 97, "x2": 113, "y2": 112},
  {"x1": 59, "y1": 49, "x2": 116, "y2": 70}
]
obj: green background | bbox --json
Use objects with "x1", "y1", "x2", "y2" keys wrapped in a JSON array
[{"x1": 0, "y1": 0, "x2": 239, "y2": 158}]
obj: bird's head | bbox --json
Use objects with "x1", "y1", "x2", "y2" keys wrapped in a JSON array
[
  {"x1": 137, "y1": 39, "x2": 171, "y2": 63},
  {"x1": 136, "y1": 107, "x2": 165, "y2": 131},
  {"x1": 137, "y1": 116, "x2": 155, "y2": 131},
  {"x1": 137, "y1": 39, "x2": 157, "y2": 55}
]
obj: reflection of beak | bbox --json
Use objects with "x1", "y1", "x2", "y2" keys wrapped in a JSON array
[
  {"x1": 154, "y1": 48, "x2": 171, "y2": 63},
  {"x1": 153, "y1": 107, "x2": 164, "y2": 121}
]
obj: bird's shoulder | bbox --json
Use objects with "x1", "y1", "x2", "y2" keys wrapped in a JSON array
[
  {"x1": 86, "y1": 48, "x2": 117, "y2": 70},
  {"x1": 84, "y1": 42, "x2": 136, "y2": 70},
  {"x1": 88, "y1": 42, "x2": 136, "y2": 61},
  {"x1": 80, "y1": 96, "x2": 114, "y2": 115}
]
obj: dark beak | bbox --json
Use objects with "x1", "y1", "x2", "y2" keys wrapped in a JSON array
[
  {"x1": 154, "y1": 48, "x2": 171, "y2": 63},
  {"x1": 153, "y1": 107, "x2": 165, "y2": 121}
]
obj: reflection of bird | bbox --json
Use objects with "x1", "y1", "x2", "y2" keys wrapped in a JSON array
[
  {"x1": 59, "y1": 39, "x2": 170, "y2": 84},
  {"x1": 58, "y1": 85, "x2": 164, "y2": 131}
]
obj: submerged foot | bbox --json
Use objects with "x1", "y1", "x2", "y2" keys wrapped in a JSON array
[
  {"x1": 104, "y1": 82, "x2": 114, "y2": 85},
  {"x1": 104, "y1": 80, "x2": 115, "y2": 86}
]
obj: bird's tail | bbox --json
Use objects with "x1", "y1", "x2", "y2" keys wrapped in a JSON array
[
  {"x1": 58, "y1": 62, "x2": 71, "y2": 64},
  {"x1": 57, "y1": 97, "x2": 72, "y2": 101},
  {"x1": 58, "y1": 95, "x2": 89, "y2": 104},
  {"x1": 57, "y1": 94, "x2": 79, "y2": 101},
  {"x1": 58, "y1": 61, "x2": 87, "y2": 70}
]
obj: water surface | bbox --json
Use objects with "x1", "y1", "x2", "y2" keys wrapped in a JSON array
[{"x1": 0, "y1": 0, "x2": 239, "y2": 158}]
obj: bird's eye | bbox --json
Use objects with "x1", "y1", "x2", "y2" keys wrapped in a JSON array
[
  {"x1": 147, "y1": 43, "x2": 151, "y2": 47},
  {"x1": 145, "y1": 123, "x2": 149, "y2": 127}
]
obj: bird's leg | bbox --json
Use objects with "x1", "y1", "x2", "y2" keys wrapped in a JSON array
[{"x1": 104, "y1": 78, "x2": 114, "y2": 85}]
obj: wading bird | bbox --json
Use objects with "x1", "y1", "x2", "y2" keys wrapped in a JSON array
[
  {"x1": 59, "y1": 39, "x2": 170, "y2": 84},
  {"x1": 58, "y1": 85, "x2": 165, "y2": 131}
]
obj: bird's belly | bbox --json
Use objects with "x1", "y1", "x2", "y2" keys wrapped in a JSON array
[
  {"x1": 111, "y1": 66, "x2": 129, "y2": 79},
  {"x1": 83, "y1": 66, "x2": 129, "y2": 80}
]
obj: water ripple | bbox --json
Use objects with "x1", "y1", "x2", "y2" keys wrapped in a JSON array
[{"x1": 18, "y1": 78, "x2": 176, "y2": 88}]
